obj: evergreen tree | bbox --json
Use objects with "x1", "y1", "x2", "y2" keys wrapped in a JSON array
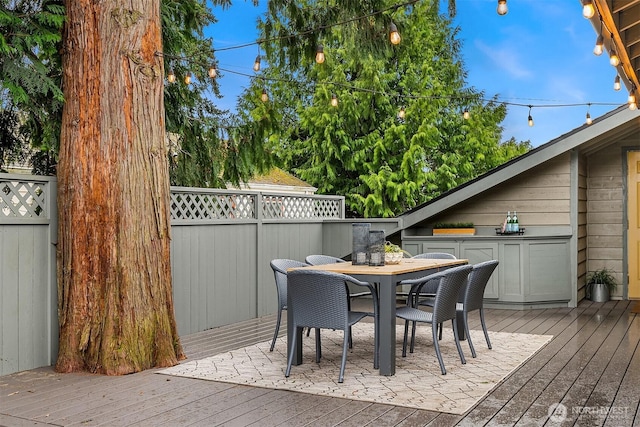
[
  {"x1": 0, "y1": 0, "x2": 64, "y2": 173},
  {"x1": 238, "y1": 0, "x2": 530, "y2": 217}
]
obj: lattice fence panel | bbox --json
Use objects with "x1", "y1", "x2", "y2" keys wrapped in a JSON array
[
  {"x1": 262, "y1": 195, "x2": 342, "y2": 219},
  {"x1": 171, "y1": 192, "x2": 256, "y2": 220},
  {"x1": 1, "y1": 180, "x2": 47, "y2": 219}
]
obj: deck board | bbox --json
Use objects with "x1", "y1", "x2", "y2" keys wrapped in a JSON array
[{"x1": 1, "y1": 300, "x2": 639, "y2": 426}]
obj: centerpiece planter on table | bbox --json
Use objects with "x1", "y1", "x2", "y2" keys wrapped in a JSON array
[{"x1": 384, "y1": 241, "x2": 410, "y2": 264}]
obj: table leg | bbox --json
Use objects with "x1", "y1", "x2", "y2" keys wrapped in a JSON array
[
  {"x1": 377, "y1": 276, "x2": 396, "y2": 376},
  {"x1": 287, "y1": 291, "x2": 303, "y2": 365}
]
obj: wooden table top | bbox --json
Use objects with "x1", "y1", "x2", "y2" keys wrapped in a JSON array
[{"x1": 292, "y1": 258, "x2": 468, "y2": 276}]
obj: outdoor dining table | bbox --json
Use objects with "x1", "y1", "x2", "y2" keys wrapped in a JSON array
[{"x1": 289, "y1": 257, "x2": 468, "y2": 376}]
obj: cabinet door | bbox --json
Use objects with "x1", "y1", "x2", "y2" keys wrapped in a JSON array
[
  {"x1": 525, "y1": 240, "x2": 571, "y2": 301},
  {"x1": 460, "y1": 242, "x2": 500, "y2": 299}
]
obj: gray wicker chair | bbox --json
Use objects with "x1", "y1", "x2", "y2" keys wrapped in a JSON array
[
  {"x1": 284, "y1": 269, "x2": 379, "y2": 383},
  {"x1": 269, "y1": 259, "x2": 312, "y2": 352},
  {"x1": 305, "y1": 254, "x2": 346, "y2": 266},
  {"x1": 400, "y1": 252, "x2": 458, "y2": 301},
  {"x1": 396, "y1": 264, "x2": 473, "y2": 375},
  {"x1": 420, "y1": 260, "x2": 499, "y2": 358},
  {"x1": 412, "y1": 252, "x2": 457, "y2": 260}
]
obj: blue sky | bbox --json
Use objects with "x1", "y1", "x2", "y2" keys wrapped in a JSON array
[{"x1": 206, "y1": 0, "x2": 629, "y2": 147}]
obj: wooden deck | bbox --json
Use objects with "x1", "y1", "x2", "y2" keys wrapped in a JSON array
[{"x1": 1, "y1": 300, "x2": 639, "y2": 426}]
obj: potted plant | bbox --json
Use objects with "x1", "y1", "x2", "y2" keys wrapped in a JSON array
[
  {"x1": 432, "y1": 222, "x2": 476, "y2": 236},
  {"x1": 384, "y1": 241, "x2": 410, "y2": 264},
  {"x1": 587, "y1": 268, "x2": 618, "y2": 302}
]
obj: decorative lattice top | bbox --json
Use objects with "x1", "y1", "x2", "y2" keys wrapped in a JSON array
[
  {"x1": 0, "y1": 176, "x2": 344, "y2": 222},
  {"x1": 1, "y1": 180, "x2": 47, "y2": 219},
  {"x1": 171, "y1": 190, "x2": 343, "y2": 221},
  {"x1": 171, "y1": 192, "x2": 256, "y2": 220}
]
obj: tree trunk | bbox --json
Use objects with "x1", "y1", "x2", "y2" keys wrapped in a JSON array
[{"x1": 56, "y1": 0, "x2": 184, "y2": 374}]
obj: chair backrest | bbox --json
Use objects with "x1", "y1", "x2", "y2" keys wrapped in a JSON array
[
  {"x1": 412, "y1": 252, "x2": 457, "y2": 260},
  {"x1": 463, "y1": 260, "x2": 499, "y2": 312},
  {"x1": 305, "y1": 254, "x2": 347, "y2": 265},
  {"x1": 287, "y1": 269, "x2": 352, "y2": 330},
  {"x1": 431, "y1": 264, "x2": 473, "y2": 324},
  {"x1": 270, "y1": 259, "x2": 309, "y2": 309}
]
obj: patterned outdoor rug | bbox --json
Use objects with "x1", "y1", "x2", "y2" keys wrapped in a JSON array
[{"x1": 158, "y1": 324, "x2": 552, "y2": 415}]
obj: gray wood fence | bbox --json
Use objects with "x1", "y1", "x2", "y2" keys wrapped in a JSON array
[{"x1": 0, "y1": 174, "x2": 400, "y2": 375}]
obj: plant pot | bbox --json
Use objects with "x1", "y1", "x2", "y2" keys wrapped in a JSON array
[
  {"x1": 433, "y1": 228, "x2": 476, "y2": 236},
  {"x1": 589, "y1": 283, "x2": 610, "y2": 302}
]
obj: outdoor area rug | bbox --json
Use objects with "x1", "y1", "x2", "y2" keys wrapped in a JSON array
[{"x1": 157, "y1": 324, "x2": 552, "y2": 415}]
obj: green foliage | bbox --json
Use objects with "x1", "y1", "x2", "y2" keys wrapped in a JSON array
[
  {"x1": 433, "y1": 222, "x2": 474, "y2": 229},
  {"x1": 236, "y1": 0, "x2": 530, "y2": 218},
  {"x1": 0, "y1": 0, "x2": 65, "y2": 174}
]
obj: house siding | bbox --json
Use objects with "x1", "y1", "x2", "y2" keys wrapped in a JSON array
[
  {"x1": 586, "y1": 132, "x2": 640, "y2": 299},
  {"x1": 429, "y1": 153, "x2": 572, "y2": 229}
]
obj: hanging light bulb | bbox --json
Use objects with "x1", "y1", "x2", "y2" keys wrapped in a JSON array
[
  {"x1": 585, "y1": 104, "x2": 593, "y2": 125},
  {"x1": 398, "y1": 106, "x2": 406, "y2": 120},
  {"x1": 582, "y1": 0, "x2": 595, "y2": 19},
  {"x1": 253, "y1": 55, "x2": 261, "y2": 72},
  {"x1": 331, "y1": 94, "x2": 338, "y2": 107},
  {"x1": 184, "y1": 72, "x2": 192, "y2": 85},
  {"x1": 628, "y1": 89, "x2": 636, "y2": 106},
  {"x1": 497, "y1": 0, "x2": 508, "y2": 15},
  {"x1": 527, "y1": 106, "x2": 534, "y2": 127},
  {"x1": 208, "y1": 65, "x2": 217, "y2": 78},
  {"x1": 261, "y1": 88, "x2": 268, "y2": 102},
  {"x1": 593, "y1": 34, "x2": 604, "y2": 56},
  {"x1": 389, "y1": 22, "x2": 401, "y2": 45},
  {"x1": 315, "y1": 45, "x2": 325, "y2": 64},
  {"x1": 609, "y1": 37, "x2": 620, "y2": 66},
  {"x1": 463, "y1": 109, "x2": 470, "y2": 120},
  {"x1": 167, "y1": 68, "x2": 176, "y2": 83},
  {"x1": 614, "y1": 75, "x2": 621, "y2": 91},
  {"x1": 630, "y1": 102, "x2": 638, "y2": 111}
]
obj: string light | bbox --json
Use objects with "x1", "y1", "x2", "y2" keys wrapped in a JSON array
[
  {"x1": 582, "y1": 0, "x2": 595, "y2": 19},
  {"x1": 331, "y1": 94, "x2": 338, "y2": 107},
  {"x1": 463, "y1": 109, "x2": 470, "y2": 120},
  {"x1": 609, "y1": 34, "x2": 620, "y2": 67},
  {"x1": 167, "y1": 68, "x2": 176, "y2": 83},
  {"x1": 160, "y1": 54, "x2": 626, "y2": 130},
  {"x1": 389, "y1": 22, "x2": 401, "y2": 45},
  {"x1": 315, "y1": 45, "x2": 325, "y2": 64},
  {"x1": 208, "y1": 65, "x2": 217, "y2": 78},
  {"x1": 628, "y1": 87, "x2": 636, "y2": 110},
  {"x1": 585, "y1": 104, "x2": 592, "y2": 125},
  {"x1": 496, "y1": 0, "x2": 508, "y2": 16},
  {"x1": 253, "y1": 54, "x2": 261, "y2": 72},
  {"x1": 593, "y1": 34, "x2": 603, "y2": 56},
  {"x1": 593, "y1": 19, "x2": 604, "y2": 56},
  {"x1": 184, "y1": 72, "x2": 192, "y2": 85},
  {"x1": 614, "y1": 75, "x2": 621, "y2": 91}
]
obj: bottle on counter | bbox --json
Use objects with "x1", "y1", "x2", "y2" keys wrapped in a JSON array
[
  {"x1": 512, "y1": 211, "x2": 519, "y2": 232},
  {"x1": 506, "y1": 211, "x2": 512, "y2": 233}
]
